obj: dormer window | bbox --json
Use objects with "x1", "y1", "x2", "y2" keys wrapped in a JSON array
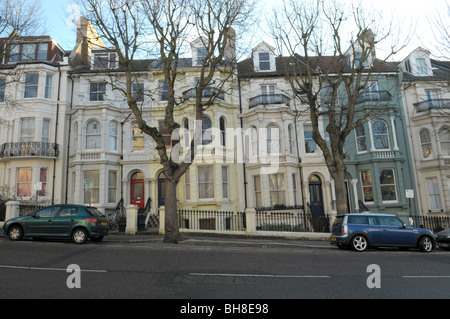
[
  {"x1": 401, "y1": 48, "x2": 434, "y2": 77},
  {"x1": 405, "y1": 59, "x2": 412, "y2": 73},
  {"x1": 22, "y1": 44, "x2": 36, "y2": 61},
  {"x1": 197, "y1": 48, "x2": 207, "y2": 66},
  {"x1": 354, "y1": 52, "x2": 369, "y2": 68},
  {"x1": 259, "y1": 53, "x2": 270, "y2": 71},
  {"x1": 7, "y1": 42, "x2": 48, "y2": 63},
  {"x1": 252, "y1": 42, "x2": 276, "y2": 72},
  {"x1": 190, "y1": 37, "x2": 208, "y2": 67},
  {"x1": 93, "y1": 52, "x2": 117, "y2": 69},
  {"x1": 416, "y1": 58, "x2": 427, "y2": 76}
]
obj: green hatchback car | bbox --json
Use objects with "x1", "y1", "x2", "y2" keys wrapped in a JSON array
[{"x1": 3, "y1": 204, "x2": 109, "y2": 244}]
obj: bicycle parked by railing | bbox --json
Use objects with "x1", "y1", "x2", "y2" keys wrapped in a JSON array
[
  {"x1": 108, "y1": 199, "x2": 125, "y2": 230},
  {"x1": 108, "y1": 212, "x2": 119, "y2": 230}
]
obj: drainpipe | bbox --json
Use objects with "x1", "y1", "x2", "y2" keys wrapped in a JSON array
[
  {"x1": 120, "y1": 113, "x2": 132, "y2": 205},
  {"x1": 237, "y1": 77, "x2": 248, "y2": 209},
  {"x1": 51, "y1": 65, "x2": 62, "y2": 204},
  {"x1": 64, "y1": 73, "x2": 75, "y2": 204}
]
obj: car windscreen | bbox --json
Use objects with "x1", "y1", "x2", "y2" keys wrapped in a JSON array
[{"x1": 86, "y1": 207, "x2": 105, "y2": 217}]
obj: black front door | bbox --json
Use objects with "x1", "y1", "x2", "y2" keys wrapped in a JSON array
[
  {"x1": 309, "y1": 175, "x2": 324, "y2": 216},
  {"x1": 158, "y1": 172, "x2": 165, "y2": 207}
]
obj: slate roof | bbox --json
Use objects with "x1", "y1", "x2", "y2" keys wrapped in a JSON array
[
  {"x1": 238, "y1": 54, "x2": 399, "y2": 79},
  {"x1": 69, "y1": 59, "x2": 154, "y2": 74},
  {"x1": 397, "y1": 59, "x2": 450, "y2": 82}
]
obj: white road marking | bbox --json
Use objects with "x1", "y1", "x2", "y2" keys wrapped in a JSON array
[
  {"x1": 0, "y1": 264, "x2": 107, "y2": 273},
  {"x1": 189, "y1": 272, "x2": 330, "y2": 278},
  {"x1": 403, "y1": 275, "x2": 450, "y2": 278}
]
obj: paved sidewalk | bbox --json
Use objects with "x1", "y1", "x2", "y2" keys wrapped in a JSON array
[
  {"x1": 1, "y1": 226, "x2": 332, "y2": 249},
  {"x1": 104, "y1": 229, "x2": 332, "y2": 249}
]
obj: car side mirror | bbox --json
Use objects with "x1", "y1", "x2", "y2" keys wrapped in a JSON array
[
  {"x1": 402, "y1": 223, "x2": 407, "y2": 229},
  {"x1": 32, "y1": 214, "x2": 40, "y2": 219}
]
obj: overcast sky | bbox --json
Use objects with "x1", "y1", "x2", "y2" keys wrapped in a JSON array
[{"x1": 42, "y1": 0, "x2": 448, "y2": 61}]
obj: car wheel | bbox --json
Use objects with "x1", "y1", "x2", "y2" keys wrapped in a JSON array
[
  {"x1": 351, "y1": 235, "x2": 368, "y2": 252},
  {"x1": 418, "y1": 236, "x2": 433, "y2": 252},
  {"x1": 8, "y1": 225, "x2": 23, "y2": 241},
  {"x1": 72, "y1": 228, "x2": 88, "y2": 244}
]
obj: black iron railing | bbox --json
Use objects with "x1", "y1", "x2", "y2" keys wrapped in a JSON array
[
  {"x1": 414, "y1": 99, "x2": 450, "y2": 113},
  {"x1": 256, "y1": 210, "x2": 330, "y2": 233},
  {"x1": 182, "y1": 87, "x2": 225, "y2": 101},
  {"x1": 410, "y1": 215, "x2": 450, "y2": 233},
  {"x1": 0, "y1": 142, "x2": 59, "y2": 158},
  {"x1": 249, "y1": 94, "x2": 291, "y2": 108},
  {"x1": 355, "y1": 90, "x2": 392, "y2": 104},
  {"x1": 178, "y1": 209, "x2": 246, "y2": 231}
]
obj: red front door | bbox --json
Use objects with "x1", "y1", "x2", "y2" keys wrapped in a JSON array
[{"x1": 131, "y1": 179, "x2": 145, "y2": 209}]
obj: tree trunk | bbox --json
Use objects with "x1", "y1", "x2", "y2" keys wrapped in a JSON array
[
  {"x1": 331, "y1": 165, "x2": 349, "y2": 215},
  {"x1": 163, "y1": 178, "x2": 182, "y2": 243}
]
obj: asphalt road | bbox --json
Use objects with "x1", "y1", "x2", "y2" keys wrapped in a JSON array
[{"x1": 0, "y1": 237, "x2": 449, "y2": 303}]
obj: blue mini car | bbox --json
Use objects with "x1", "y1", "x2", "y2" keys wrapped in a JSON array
[{"x1": 330, "y1": 213, "x2": 436, "y2": 252}]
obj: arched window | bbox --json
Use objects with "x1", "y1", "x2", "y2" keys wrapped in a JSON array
[
  {"x1": 419, "y1": 129, "x2": 433, "y2": 159},
  {"x1": 355, "y1": 125, "x2": 367, "y2": 152},
  {"x1": 267, "y1": 124, "x2": 280, "y2": 155},
  {"x1": 439, "y1": 127, "x2": 450, "y2": 157},
  {"x1": 85, "y1": 120, "x2": 101, "y2": 149},
  {"x1": 220, "y1": 116, "x2": 226, "y2": 147},
  {"x1": 109, "y1": 121, "x2": 118, "y2": 151},
  {"x1": 372, "y1": 120, "x2": 389, "y2": 150},
  {"x1": 202, "y1": 115, "x2": 212, "y2": 145}
]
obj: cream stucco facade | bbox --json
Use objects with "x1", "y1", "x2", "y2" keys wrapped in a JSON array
[{"x1": 400, "y1": 47, "x2": 450, "y2": 216}]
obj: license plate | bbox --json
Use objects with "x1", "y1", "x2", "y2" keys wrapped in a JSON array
[
  {"x1": 439, "y1": 243, "x2": 448, "y2": 247},
  {"x1": 331, "y1": 237, "x2": 337, "y2": 242},
  {"x1": 101, "y1": 222, "x2": 108, "y2": 226}
]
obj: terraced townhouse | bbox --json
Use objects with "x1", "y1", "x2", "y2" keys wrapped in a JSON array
[
  {"x1": 398, "y1": 47, "x2": 450, "y2": 217},
  {"x1": 1, "y1": 18, "x2": 448, "y2": 230},
  {"x1": 65, "y1": 18, "x2": 244, "y2": 226},
  {"x1": 237, "y1": 39, "x2": 421, "y2": 223},
  {"x1": 0, "y1": 35, "x2": 70, "y2": 206}
]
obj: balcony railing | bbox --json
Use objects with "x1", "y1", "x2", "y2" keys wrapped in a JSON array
[
  {"x1": 414, "y1": 99, "x2": 450, "y2": 113},
  {"x1": 355, "y1": 90, "x2": 392, "y2": 104},
  {"x1": 0, "y1": 142, "x2": 59, "y2": 158},
  {"x1": 249, "y1": 94, "x2": 291, "y2": 108},
  {"x1": 182, "y1": 87, "x2": 225, "y2": 101}
]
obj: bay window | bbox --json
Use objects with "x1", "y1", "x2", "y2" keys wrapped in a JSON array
[
  {"x1": 360, "y1": 170, "x2": 374, "y2": 203},
  {"x1": 17, "y1": 168, "x2": 32, "y2": 197},
  {"x1": 269, "y1": 173, "x2": 285, "y2": 206},
  {"x1": 85, "y1": 120, "x2": 101, "y2": 149},
  {"x1": 84, "y1": 170, "x2": 99, "y2": 204},
  {"x1": 379, "y1": 169, "x2": 397, "y2": 202}
]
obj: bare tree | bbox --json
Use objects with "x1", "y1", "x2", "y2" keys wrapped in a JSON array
[
  {"x1": 270, "y1": 0, "x2": 410, "y2": 214},
  {"x1": 76, "y1": 0, "x2": 255, "y2": 243},
  {"x1": 0, "y1": 0, "x2": 42, "y2": 39},
  {"x1": 0, "y1": 0, "x2": 43, "y2": 126},
  {"x1": 427, "y1": 2, "x2": 450, "y2": 60}
]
